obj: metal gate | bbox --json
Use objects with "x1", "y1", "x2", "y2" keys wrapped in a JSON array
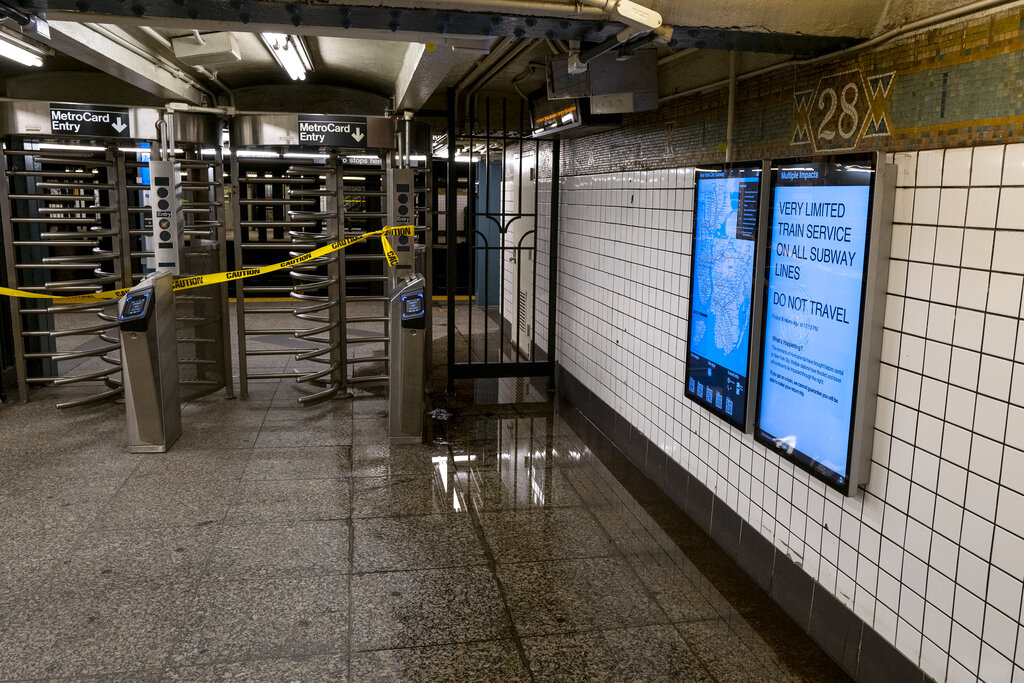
[{"x1": 444, "y1": 92, "x2": 560, "y2": 392}]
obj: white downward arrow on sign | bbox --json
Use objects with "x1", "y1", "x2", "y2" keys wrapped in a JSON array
[
  {"x1": 352, "y1": 127, "x2": 365, "y2": 143},
  {"x1": 112, "y1": 117, "x2": 127, "y2": 133}
]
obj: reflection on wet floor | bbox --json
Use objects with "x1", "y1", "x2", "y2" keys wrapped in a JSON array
[{"x1": 0, "y1": 374, "x2": 849, "y2": 681}]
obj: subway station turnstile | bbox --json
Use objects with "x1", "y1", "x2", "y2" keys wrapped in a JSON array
[
  {"x1": 389, "y1": 273, "x2": 426, "y2": 444},
  {"x1": 0, "y1": 100, "x2": 231, "y2": 407},
  {"x1": 229, "y1": 112, "x2": 433, "y2": 405},
  {"x1": 118, "y1": 271, "x2": 181, "y2": 452}
]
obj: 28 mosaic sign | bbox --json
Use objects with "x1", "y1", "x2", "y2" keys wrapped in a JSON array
[{"x1": 793, "y1": 69, "x2": 895, "y2": 152}]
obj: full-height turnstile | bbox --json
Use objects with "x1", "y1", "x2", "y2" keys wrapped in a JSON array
[
  {"x1": 0, "y1": 101, "x2": 231, "y2": 407},
  {"x1": 229, "y1": 112, "x2": 432, "y2": 405}
]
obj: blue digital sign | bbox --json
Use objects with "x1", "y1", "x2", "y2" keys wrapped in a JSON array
[
  {"x1": 684, "y1": 162, "x2": 764, "y2": 430},
  {"x1": 756, "y1": 154, "x2": 878, "y2": 493}
]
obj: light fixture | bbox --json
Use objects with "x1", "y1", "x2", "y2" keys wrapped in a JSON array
[
  {"x1": 0, "y1": 32, "x2": 44, "y2": 67},
  {"x1": 259, "y1": 33, "x2": 312, "y2": 81}
]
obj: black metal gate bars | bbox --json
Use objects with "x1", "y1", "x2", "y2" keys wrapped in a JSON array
[{"x1": 443, "y1": 90, "x2": 560, "y2": 393}]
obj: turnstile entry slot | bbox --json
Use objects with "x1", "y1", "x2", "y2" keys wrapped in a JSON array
[
  {"x1": 118, "y1": 271, "x2": 181, "y2": 453},
  {"x1": 389, "y1": 273, "x2": 426, "y2": 444}
]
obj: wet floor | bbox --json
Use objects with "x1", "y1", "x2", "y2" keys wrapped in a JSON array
[{"x1": 0, "y1": 368, "x2": 851, "y2": 681}]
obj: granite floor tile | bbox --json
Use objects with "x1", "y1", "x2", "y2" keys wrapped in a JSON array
[
  {"x1": 170, "y1": 576, "x2": 349, "y2": 667},
  {"x1": 179, "y1": 399, "x2": 270, "y2": 424},
  {"x1": 0, "y1": 582, "x2": 193, "y2": 678},
  {"x1": 0, "y1": 479, "x2": 121, "y2": 534},
  {"x1": 225, "y1": 478, "x2": 350, "y2": 525},
  {"x1": 58, "y1": 524, "x2": 218, "y2": 590},
  {"x1": 162, "y1": 654, "x2": 347, "y2": 682},
  {"x1": 0, "y1": 529, "x2": 79, "y2": 595},
  {"x1": 350, "y1": 639, "x2": 529, "y2": 682},
  {"x1": 10, "y1": 451, "x2": 142, "y2": 485},
  {"x1": 351, "y1": 474, "x2": 456, "y2": 518},
  {"x1": 174, "y1": 424, "x2": 260, "y2": 450},
  {"x1": 460, "y1": 468, "x2": 584, "y2": 511},
  {"x1": 353, "y1": 417, "x2": 390, "y2": 444},
  {"x1": 497, "y1": 556, "x2": 669, "y2": 636},
  {"x1": 254, "y1": 421, "x2": 353, "y2": 449},
  {"x1": 207, "y1": 520, "x2": 350, "y2": 579},
  {"x1": 478, "y1": 507, "x2": 618, "y2": 564},
  {"x1": 351, "y1": 396, "x2": 389, "y2": 418},
  {"x1": 676, "y1": 618, "x2": 813, "y2": 683},
  {"x1": 625, "y1": 553, "x2": 731, "y2": 625},
  {"x1": 351, "y1": 567, "x2": 510, "y2": 651},
  {"x1": 351, "y1": 442, "x2": 445, "y2": 477},
  {"x1": 96, "y1": 480, "x2": 235, "y2": 530},
  {"x1": 522, "y1": 624, "x2": 713, "y2": 682},
  {"x1": 353, "y1": 513, "x2": 485, "y2": 572},
  {"x1": 131, "y1": 449, "x2": 253, "y2": 482},
  {"x1": 48, "y1": 667, "x2": 165, "y2": 682},
  {"x1": 242, "y1": 446, "x2": 351, "y2": 480}
]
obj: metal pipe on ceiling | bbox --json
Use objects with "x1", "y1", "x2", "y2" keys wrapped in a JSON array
[
  {"x1": 453, "y1": 37, "x2": 517, "y2": 129},
  {"x1": 311, "y1": 0, "x2": 606, "y2": 20},
  {"x1": 138, "y1": 25, "x2": 172, "y2": 50},
  {"x1": 657, "y1": 47, "x2": 698, "y2": 65},
  {"x1": 724, "y1": 50, "x2": 736, "y2": 162},
  {"x1": 466, "y1": 39, "x2": 536, "y2": 123},
  {"x1": 81, "y1": 22, "x2": 214, "y2": 102},
  {"x1": 658, "y1": 0, "x2": 1018, "y2": 104}
]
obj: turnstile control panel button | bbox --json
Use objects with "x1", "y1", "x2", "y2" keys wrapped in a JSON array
[
  {"x1": 159, "y1": 231, "x2": 172, "y2": 241},
  {"x1": 157, "y1": 187, "x2": 169, "y2": 198},
  {"x1": 158, "y1": 199, "x2": 170, "y2": 210}
]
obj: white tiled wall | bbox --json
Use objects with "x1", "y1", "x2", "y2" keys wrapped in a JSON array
[{"x1": 551, "y1": 146, "x2": 1024, "y2": 683}]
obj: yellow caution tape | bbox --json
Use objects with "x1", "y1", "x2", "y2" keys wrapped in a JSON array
[
  {"x1": 0, "y1": 225, "x2": 416, "y2": 304},
  {"x1": 381, "y1": 234, "x2": 399, "y2": 267}
]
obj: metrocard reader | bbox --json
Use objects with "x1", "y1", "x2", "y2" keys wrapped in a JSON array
[{"x1": 118, "y1": 271, "x2": 181, "y2": 452}]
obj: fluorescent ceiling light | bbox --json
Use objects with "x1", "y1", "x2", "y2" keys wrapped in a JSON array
[
  {"x1": 260, "y1": 33, "x2": 312, "y2": 81},
  {"x1": 0, "y1": 32, "x2": 44, "y2": 67}
]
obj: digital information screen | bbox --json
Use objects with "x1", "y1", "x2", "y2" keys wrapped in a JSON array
[
  {"x1": 755, "y1": 152, "x2": 891, "y2": 494},
  {"x1": 684, "y1": 162, "x2": 765, "y2": 431}
]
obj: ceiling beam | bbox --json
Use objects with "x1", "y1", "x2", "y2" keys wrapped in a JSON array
[
  {"x1": 393, "y1": 41, "x2": 479, "y2": 113},
  {"x1": 19, "y1": 1, "x2": 863, "y2": 56},
  {"x1": 41, "y1": 21, "x2": 210, "y2": 103}
]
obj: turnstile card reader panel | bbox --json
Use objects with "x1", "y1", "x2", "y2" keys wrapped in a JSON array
[
  {"x1": 401, "y1": 291, "x2": 426, "y2": 329},
  {"x1": 149, "y1": 160, "x2": 184, "y2": 275},
  {"x1": 119, "y1": 272, "x2": 181, "y2": 453},
  {"x1": 119, "y1": 290, "x2": 153, "y2": 332}
]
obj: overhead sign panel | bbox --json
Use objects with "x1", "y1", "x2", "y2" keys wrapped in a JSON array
[
  {"x1": 297, "y1": 114, "x2": 367, "y2": 147},
  {"x1": 755, "y1": 152, "x2": 894, "y2": 495},
  {"x1": 49, "y1": 104, "x2": 130, "y2": 138},
  {"x1": 684, "y1": 161, "x2": 767, "y2": 432}
]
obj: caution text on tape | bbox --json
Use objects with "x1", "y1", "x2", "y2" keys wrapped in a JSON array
[{"x1": 0, "y1": 225, "x2": 416, "y2": 304}]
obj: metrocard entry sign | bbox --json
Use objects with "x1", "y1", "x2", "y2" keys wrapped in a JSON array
[
  {"x1": 297, "y1": 114, "x2": 368, "y2": 147},
  {"x1": 49, "y1": 104, "x2": 131, "y2": 138}
]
